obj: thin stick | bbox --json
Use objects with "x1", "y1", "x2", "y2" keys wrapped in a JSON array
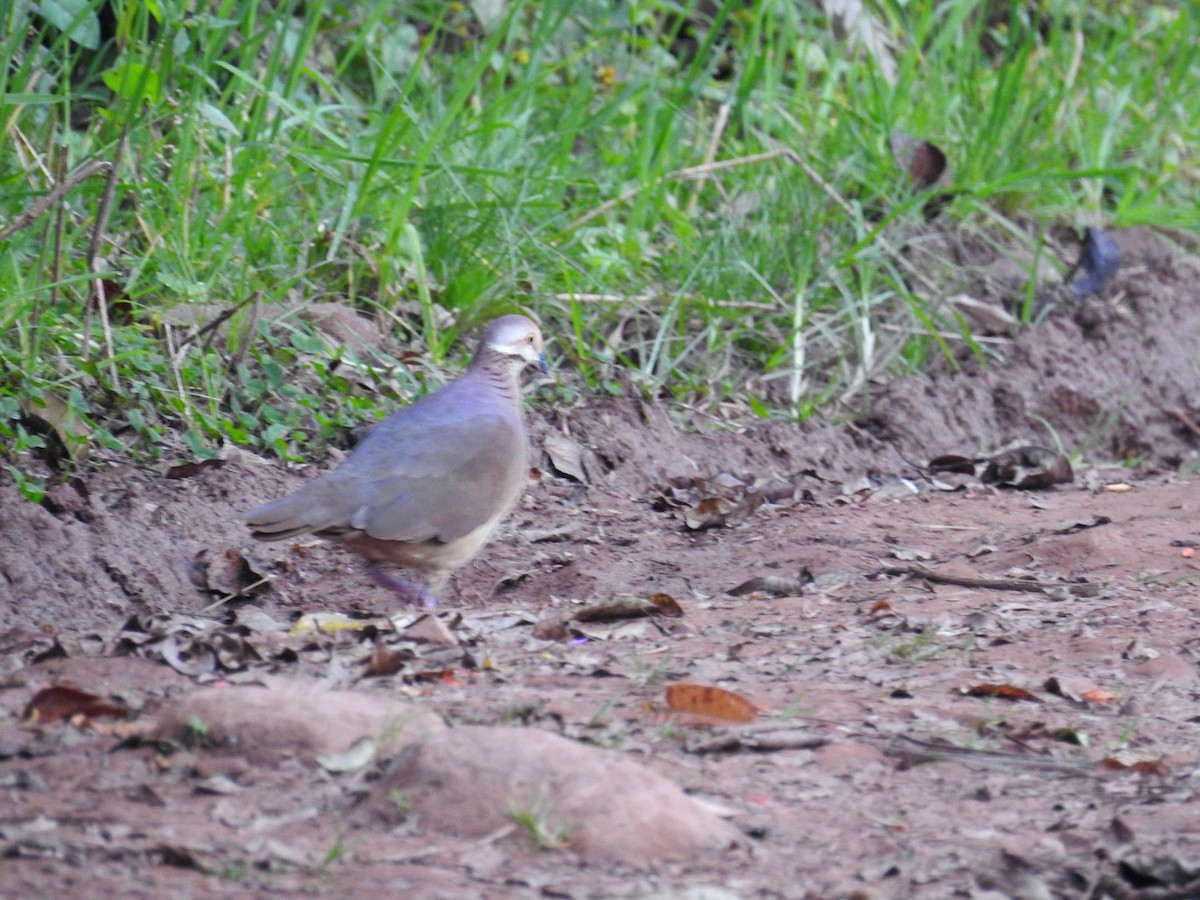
[
  {"x1": 0, "y1": 159, "x2": 111, "y2": 243},
  {"x1": 686, "y1": 101, "x2": 731, "y2": 217},
  {"x1": 83, "y1": 129, "x2": 128, "y2": 384},
  {"x1": 175, "y1": 290, "x2": 263, "y2": 352},
  {"x1": 879, "y1": 563, "x2": 1093, "y2": 594},
  {"x1": 878, "y1": 322, "x2": 1012, "y2": 345},
  {"x1": 164, "y1": 323, "x2": 194, "y2": 430},
  {"x1": 566, "y1": 148, "x2": 793, "y2": 232},
  {"x1": 553, "y1": 291, "x2": 775, "y2": 311},
  {"x1": 669, "y1": 148, "x2": 793, "y2": 182},
  {"x1": 36, "y1": 144, "x2": 72, "y2": 355},
  {"x1": 790, "y1": 286, "x2": 807, "y2": 405}
]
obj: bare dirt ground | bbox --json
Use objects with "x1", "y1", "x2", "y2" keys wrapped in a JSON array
[{"x1": 4, "y1": 228, "x2": 1200, "y2": 898}]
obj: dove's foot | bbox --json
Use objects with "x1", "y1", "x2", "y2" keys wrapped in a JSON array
[{"x1": 369, "y1": 566, "x2": 438, "y2": 608}]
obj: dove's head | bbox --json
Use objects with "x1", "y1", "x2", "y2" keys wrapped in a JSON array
[{"x1": 479, "y1": 314, "x2": 549, "y2": 374}]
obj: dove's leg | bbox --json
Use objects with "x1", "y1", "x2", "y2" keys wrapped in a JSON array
[{"x1": 368, "y1": 565, "x2": 438, "y2": 608}]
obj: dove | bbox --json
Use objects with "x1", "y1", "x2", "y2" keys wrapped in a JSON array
[{"x1": 244, "y1": 314, "x2": 547, "y2": 606}]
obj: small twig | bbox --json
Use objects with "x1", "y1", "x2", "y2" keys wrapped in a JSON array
[
  {"x1": 163, "y1": 323, "x2": 193, "y2": 430},
  {"x1": 225, "y1": 292, "x2": 261, "y2": 380},
  {"x1": 36, "y1": 144, "x2": 72, "y2": 354},
  {"x1": 883, "y1": 735, "x2": 1093, "y2": 777},
  {"x1": 878, "y1": 322, "x2": 1013, "y2": 345},
  {"x1": 686, "y1": 101, "x2": 731, "y2": 217},
  {"x1": 175, "y1": 290, "x2": 262, "y2": 353},
  {"x1": 0, "y1": 159, "x2": 112, "y2": 243},
  {"x1": 879, "y1": 563, "x2": 1072, "y2": 593},
  {"x1": 668, "y1": 148, "x2": 794, "y2": 182},
  {"x1": 84, "y1": 129, "x2": 129, "y2": 385},
  {"x1": 553, "y1": 291, "x2": 776, "y2": 311},
  {"x1": 565, "y1": 148, "x2": 793, "y2": 232},
  {"x1": 1166, "y1": 408, "x2": 1200, "y2": 442}
]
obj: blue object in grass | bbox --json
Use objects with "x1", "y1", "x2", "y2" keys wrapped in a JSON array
[{"x1": 1069, "y1": 228, "x2": 1121, "y2": 299}]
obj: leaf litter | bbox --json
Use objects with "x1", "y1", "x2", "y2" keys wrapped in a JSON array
[{"x1": 5, "y1": 229, "x2": 1200, "y2": 894}]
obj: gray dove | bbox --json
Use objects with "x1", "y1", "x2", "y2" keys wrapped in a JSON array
[{"x1": 244, "y1": 314, "x2": 547, "y2": 606}]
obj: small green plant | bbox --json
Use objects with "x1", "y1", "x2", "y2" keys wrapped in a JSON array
[
  {"x1": 2, "y1": 0, "x2": 1197, "y2": 478},
  {"x1": 183, "y1": 715, "x2": 210, "y2": 747},
  {"x1": 319, "y1": 835, "x2": 345, "y2": 869},
  {"x1": 508, "y1": 798, "x2": 573, "y2": 851},
  {"x1": 389, "y1": 789, "x2": 413, "y2": 815},
  {"x1": 1110, "y1": 716, "x2": 1142, "y2": 752},
  {"x1": 891, "y1": 633, "x2": 943, "y2": 662}
]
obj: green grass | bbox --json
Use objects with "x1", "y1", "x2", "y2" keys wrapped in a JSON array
[{"x1": 2, "y1": 0, "x2": 1197, "y2": 497}]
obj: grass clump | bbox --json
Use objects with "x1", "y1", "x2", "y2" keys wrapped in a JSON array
[{"x1": 2, "y1": 0, "x2": 1197, "y2": 492}]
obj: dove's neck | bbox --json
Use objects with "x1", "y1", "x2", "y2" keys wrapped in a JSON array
[{"x1": 468, "y1": 347, "x2": 523, "y2": 404}]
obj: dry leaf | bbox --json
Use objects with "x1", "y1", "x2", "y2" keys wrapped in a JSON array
[
  {"x1": 166, "y1": 458, "x2": 226, "y2": 480},
  {"x1": 543, "y1": 432, "x2": 588, "y2": 483},
  {"x1": 316, "y1": 737, "x2": 377, "y2": 773},
  {"x1": 649, "y1": 593, "x2": 683, "y2": 617},
  {"x1": 1051, "y1": 516, "x2": 1111, "y2": 535},
  {"x1": 981, "y1": 446, "x2": 1073, "y2": 490},
  {"x1": 24, "y1": 685, "x2": 130, "y2": 724},
  {"x1": 363, "y1": 645, "x2": 413, "y2": 677},
  {"x1": 728, "y1": 569, "x2": 813, "y2": 597},
  {"x1": 575, "y1": 594, "x2": 666, "y2": 622},
  {"x1": 403, "y1": 614, "x2": 459, "y2": 647},
  {"x1": 961, "y1": 683, "x2": 1042, "y2": 702},
  {"x1": 665, "y1": 683, "x2": 760, "y2": 724},
  {"x1": 1044, "y1": 675, "x2": 1115, "y2": 703},
  {"x1": 891, "y1": 131, "x2": 948, "y2": 190},
  {"x1": 191, "y1": 547, "x2": 267, "y2": 598},
  {"x1": 1099, "y1": 755, "x2": 1170, "y2": 777}
]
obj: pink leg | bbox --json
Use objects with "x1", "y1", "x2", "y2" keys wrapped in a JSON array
[{"x1": 368, "y1": 566, "x2": 438, "y2": 608}]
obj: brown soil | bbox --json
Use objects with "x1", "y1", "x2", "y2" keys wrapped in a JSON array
[{"x1": 3, "y1": 228, "x2": 1200, "y2": 898}]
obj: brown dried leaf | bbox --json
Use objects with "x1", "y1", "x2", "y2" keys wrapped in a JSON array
[
  {"x1": 665, "y1": 683, "x2": 761, "y2": 724},
  {"x1": 191, "y1": 548, "x2": 267, "y2": 597},
  {"x1": 684, "y1": 496, "x2": 737, "y2": 530},
  {"x1": 363, "y1": 644, "x2": 414, "y2": 677},
  {"x1": 574, "y1": 594, "x2": 661, "y2": 622},
  {"x1": 22, "y1": 391, "x2": 91, "y2": 466},
  {"x1": 24, "y1": 684, "x2": 129, "y2": 724},
  {"x1": 543, "y1": 432, "x2": 588, "y2": 483},
  {"x1": 1099, "y1": 756, "x2": 1171, "y2": 777},
  {"x1": 982, "y1": 446, "x2": 1073, "y2": 490},
  {"x1": 927, "y1": 454, "x2": 979, "y2": 476},
  {"x1": 654, "y1": 472, "x2": 766, "y2": 531},
  {"x1": 531, "y1": 618, "x2": 571, "y2": 642},
  {"x1": 166, "y1": 458, "x2": 226, "y2": 480},
  {"x1": 891, "y1": 131, "x2": 948, "y2": 190},
  {"x1": 648, "y1": 593, "x2": 683, "y2": 617},
  {"x1": 1044, "y1": 675, "x2": 1115, "y2": 703},
  {"x1": 961, "y1": 683, "x2": 1042, "y2": 702}
]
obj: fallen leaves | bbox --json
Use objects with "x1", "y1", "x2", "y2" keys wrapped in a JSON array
[
  {"x1": 1044, "y1": 675, "x2": 1116, "y2": 704},
  {"x1": 961, "y1": 683, "x2": 1042, "y2": 703},
  {"x1": 1098, "y1": 753, "x2": 1170, "y2": 777},
  {"x1": 532, "y1": 592, "x2": 685, "y2": 642},
  {"x1": 24, "y1": 684, "x2": 130, "y2": 724},
  {"x1": 190, "y1": 548, "x2": 268, "y2": 599},
  {"x1": 573, "y1": 593, "x2": 683, "y2": 622},
  {"x1": 653, "y1": 472, "x2": 799, "y2": 530},
  {"x1": 664, "y1": 683, "x2": 761, "y2": 724},
  {"x1": 727, "y1": 569, "x2": 813, "y2": 598},
  {"x1": 929, "y1": 445, "x2": 1073, "y2": 490}
]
